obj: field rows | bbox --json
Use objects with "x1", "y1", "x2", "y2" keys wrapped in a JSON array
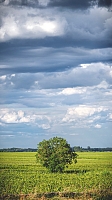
[{"x1": 0, "y1": 152, "x2": 112, "y2": 197}]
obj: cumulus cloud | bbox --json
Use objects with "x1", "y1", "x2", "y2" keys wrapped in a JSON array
[
  {"x1": 95, "y1": 124, "x2": 102, "y2": 128},
  {"x1": 0, "y1": 109, "x2": 51, "y2": 131},
  {"x1": 58, "y1": 87, "x2": 86, "y2": 95},
  {"x1": 0, "y1": 4, "x2": 112, "y2": 47},
  {"x1": 0, "y1": 110, "x2": 30, "y2": 123},
  {"x1": 61, "y1": 105, "x2": 109, "y2": 129},
  {"x1": 0, "y1": 5, "x2": 66, "y2": 41},
  {"x1": 37, "y1": 63, "x2": 112, "y2": 89},
  {"x1": 62, "y1": 105, "x2": 107, "y2": 122},
  {"x1": 0, "y1": 63, "x2": 112, "y2": 91},
  {"x1": 1, "y1": 111, "x2": 18, "y2": 123},
  {"x1": 38, "y1": 123, "x2": 50, "y2": 130},
  {"x1": 0, "y1": 75, "x2": 6, "y2": 80}
]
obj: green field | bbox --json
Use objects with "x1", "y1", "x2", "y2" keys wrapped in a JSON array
[{"x1": 0, "y1": 152, "x2": 112, "y2": 199}]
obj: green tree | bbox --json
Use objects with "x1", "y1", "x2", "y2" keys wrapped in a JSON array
[
  {"x1": 74, "y1": 146, "x2": 83, "y2": 152},
  {"x1": 36, "y1": 137, "x2": 77, "y2": 173}
]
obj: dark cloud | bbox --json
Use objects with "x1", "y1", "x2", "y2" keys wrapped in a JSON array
[
  {"x1": 0, "y1": 2, "x2": 111, "y2": 46},
  {"x1": 0, "y1": 65, "x2": 74, "y2": 76},
  {"x1": 98, "y1": 0, "x2": 112, "y2": 7},
  {"x1": 0, "y1": 0, "x2": 5, "y2": 2},
  {"x1": 0, "y1": 36, "x2": 112, "y2": 76},
  {"x1": 0, "y1": 43, "x2": 111, "y2": 76},
  {"x1": 1, "y1": 0, "x2": 111, "y2": 9},
  {"x1": 48, "y1": 0, "x2": 96, "y2": 9},
  {"x1": 0, "y1": 34, "x2": 112, "y2": 51},
  {"x1": 48, "y1": 0, "x2": 112, "y2": 9}
]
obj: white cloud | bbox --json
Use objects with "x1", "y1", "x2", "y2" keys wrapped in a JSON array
[
  {"x1": 80, "y1": 64, "x2": 90, "y2": 69},
  {"x1": 1, "y1": 111, "x2": 18, "y2": 123},
  {"x1": 62, "y1": 105, "x2": 107, "y2": 123},
  {"x1": 38, "y1": 123, "x2": 50, "y2": 130},
  {"x1": 19, "y1": 116, "x2": 30, "y2": 123},
  {"x1": 108, "y1": 113, "x2": 112, "y2": 119},
  {"x1": 38, "y1": 62, "x2": 112, "y2": 89},
  {"x1": 0, "y1": 5, "x2": 111, "y2": 42},
  {"x1": 110, "y1": 68, "x2": 112, "y2": 77},
  {"x1": 0, "y1": 15, "x2": 20, "y2": 40},
  {"x1": 69, "y1": 133, "x2": 79, "y2": 136},
  {"x1": 11, "y1": 74, "x2": 15, "y2": 77},
  {"x1": 18, "y1": 110, "x2": 24, "y2": 118},
  {"x1": 95, "y1": 124, "x2": 101, "y2": 128},
  {"x1": 0, "y1": 5, "x2": 65, "y2": 41},
  {"x1": 0, "y1": 109, "x2": 30, "y2": 123},
  {"x1": 0, "y1": 109, "x2": 51, "y2": 131},
  {"x1": 0, "y1": 135, "x2": 14, "y2": 137},
  {"x1": 59, "y1": 87, "x2": 86, "y2": 95},
  {"x1": 0, "y1": 75, "x2": 6, "y2": 80},
  {"x1": 39, "y1": 21, "x2": 56, "y2": 33},
  {"x1": 97, "y1": 81, "x2": 109, "y2": 89}
]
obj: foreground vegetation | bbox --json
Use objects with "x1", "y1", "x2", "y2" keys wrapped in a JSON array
[{"x1": 0, "y1": 152, "x2": 112, "y2": 199}]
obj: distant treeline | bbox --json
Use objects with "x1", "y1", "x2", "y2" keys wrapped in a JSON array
[
  {"x1": 0, "y1": 148, "x2": 37, "y2": 152},
  {"x1": 73, "y1": 146, "x2": 112, "y2": 152},
  {"x1": 0, "y1": 146, "x2": 112, "y2": 152}
]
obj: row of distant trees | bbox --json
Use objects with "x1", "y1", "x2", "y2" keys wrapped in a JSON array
[
  {"x1": 0, "y1": 148, "x2": 37, "y2": 152},
  {"x1": 0, "y1": 146, "x2": 112, "y2": 152},
  {"x1": 73, "y1": 146, "x2": 112, "y2": 152}
]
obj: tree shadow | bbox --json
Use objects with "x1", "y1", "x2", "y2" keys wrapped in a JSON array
[{"x1": 64, "y1": 169, "x2": 90, "y2": 174}]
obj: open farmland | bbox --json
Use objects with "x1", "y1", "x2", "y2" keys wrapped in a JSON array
[{"x1": 0, "y1": 152, "x2": 112, "y2": 200}]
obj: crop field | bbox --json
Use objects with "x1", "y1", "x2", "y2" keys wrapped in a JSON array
[{"x1": 0, "y1": 152, "x2": 112, "y2": 200}]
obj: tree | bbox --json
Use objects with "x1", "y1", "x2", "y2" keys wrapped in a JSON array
[
  {"x1": 36, "y1": 137, "x2": 77, "y2": 173},
  {"x1": 74, "y1": 146, "x2": 83, "y2": 152},
  {"x1": 87, "y1": 146, "x2": 91, "y2": 151}
]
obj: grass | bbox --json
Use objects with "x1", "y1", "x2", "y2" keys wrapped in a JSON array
[{"x1": 0, "y1": 152, "x2": 112, "y2": 199}]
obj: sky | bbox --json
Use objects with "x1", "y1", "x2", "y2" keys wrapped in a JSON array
[{"x1": 0, "y1": 0, "x2": 112, "y2": 148}]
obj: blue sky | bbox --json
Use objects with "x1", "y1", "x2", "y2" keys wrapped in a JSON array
[{"x1": 0, "y1": 0, "x2": 112, "y2": 148}]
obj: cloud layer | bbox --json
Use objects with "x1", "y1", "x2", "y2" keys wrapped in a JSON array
[{"x1": 0, "y1": 0, "x2": 112, "y2": 148}]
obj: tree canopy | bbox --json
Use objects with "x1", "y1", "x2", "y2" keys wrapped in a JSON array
[{"x1": 36, "y1": 137, "x2": 77, "y2": 173}]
